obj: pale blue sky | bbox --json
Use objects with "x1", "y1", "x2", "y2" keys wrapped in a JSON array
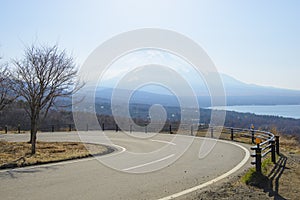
[{"x1": 0, "y1": 0, "x2": 299, "y2": 90}]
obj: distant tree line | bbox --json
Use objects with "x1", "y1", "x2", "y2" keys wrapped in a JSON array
[
  {"x1": 223, "y1": 110, "x2": 300, "y2": 135},
  {"x1": 1, "y1": 102, "x2": 299, "y2": 139}
]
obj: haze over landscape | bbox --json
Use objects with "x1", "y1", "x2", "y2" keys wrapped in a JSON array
[
  {"x1": 1, "y1": 2, "x2": 300, "y2": 200},
  {"x1": 1, "y1": 0, "x2": 300, "y2": 91},
  {"x1": 1, "y1": 1, "x2": 299, "y2": 122}
]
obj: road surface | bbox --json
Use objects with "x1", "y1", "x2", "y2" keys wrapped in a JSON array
[{"x1": 0, "y1": 131, "x2": 251, "y2": 200}]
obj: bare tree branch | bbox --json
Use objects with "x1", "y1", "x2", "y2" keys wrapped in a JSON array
[
  {"x1": 0, "y1": 58, "x2": 17, "y2": 111},
  {"x1": 11, "y1": 44, "x2": 84, "y2": 154}
]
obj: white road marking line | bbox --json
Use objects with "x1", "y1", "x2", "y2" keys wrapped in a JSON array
[
  {"x1": 150, "y1": 139, "x2": 176, "y2": 145},
  {"x1": 123, "y1": 154, "x2": 175, "y2": 171},
  {"x1": 0, "y1": 143, "x2": 127, "y2": 173},
  {"x1": 100, "y1": 143, "x2": 126, "y2": 158},
  {"x1": 110, "y1": 144, "x2": 126, "y2": 153},
  {"x1": 158, "y1": 142, "x2": 250, "y2": 200}
]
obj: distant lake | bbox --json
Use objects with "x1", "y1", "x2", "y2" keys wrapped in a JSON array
[{"x1": 209, "y1": 105, "x2": 300, "y2": 119}]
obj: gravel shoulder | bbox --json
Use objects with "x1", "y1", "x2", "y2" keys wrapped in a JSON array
[{"x1": 185, "y1": 152, "x2": 300, "y2": 200}]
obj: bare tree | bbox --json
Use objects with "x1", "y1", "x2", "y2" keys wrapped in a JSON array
[
  {"x1": 12, "y1": 44, "x2": 83, "y2": 154},
  {"x1": 0, "y1": 58, "x2": 16, "y2": 110}
]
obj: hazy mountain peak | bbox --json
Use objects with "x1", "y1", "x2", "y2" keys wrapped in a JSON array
[{"x1": 79, "y1": 73, "x2": 300, "y2": 107}]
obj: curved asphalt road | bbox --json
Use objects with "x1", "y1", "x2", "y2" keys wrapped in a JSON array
[{"x1": 0, "y1": 131, "x2": 251, "y2": 200}]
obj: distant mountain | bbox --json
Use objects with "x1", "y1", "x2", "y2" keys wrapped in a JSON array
[
  {"x1": 220, "y1": 73, "x2": 300, "y2": 97},
  {"x1": 219, "y1": 74, "x2": 300, "y2": 105},
  {"x1": 78, "y1": 73, "x2": 300, "y2": 107},
  {"x1": 95, "y1": 87, "x2": 180, "y2": 107}
]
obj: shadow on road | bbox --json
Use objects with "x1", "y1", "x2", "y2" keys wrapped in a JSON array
[{"x1": 0, "y1": 165, "x2": 59, "y2": 179}]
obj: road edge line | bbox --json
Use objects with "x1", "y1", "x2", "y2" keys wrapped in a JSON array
[{"x1": 158, "y1": 141, "x2": 251, "y2": 200}]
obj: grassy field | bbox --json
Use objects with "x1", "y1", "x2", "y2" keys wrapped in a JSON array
[{"x1": 0, "y1": 141, "x2": 111, "y2": 169}]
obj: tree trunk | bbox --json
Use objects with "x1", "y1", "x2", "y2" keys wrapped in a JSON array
[
  {"x1": 30, "y1": 115, "x2": 39, "y2": 155},
  {"x1": 31, "y1": 131, "x2": 37, "y2": 154}
]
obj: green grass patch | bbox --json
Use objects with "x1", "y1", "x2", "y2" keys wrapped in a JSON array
[{"x1": 241, "y1": 157, "x2": 273, "y2": 186}]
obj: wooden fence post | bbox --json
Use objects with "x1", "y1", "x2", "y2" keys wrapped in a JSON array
[
  {"x1": 275, "y1": 136, "x2": 280, "y2": 155},
  {"x1": 130, "y1": 124, "x2": 132, "y2": 133},
  {"x1": 270, "y1": 140, "x2": 276, "y2": 163},
  {"x1": 255, "y1": 144, "x2": 262, "y2": 173},
  {"x1": 251, "y1": 130, "x2": 255, "y2": 144}
]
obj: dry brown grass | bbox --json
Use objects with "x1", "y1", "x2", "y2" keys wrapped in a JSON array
[
  {"x1": 195, "y1": 129, "x2": 254, "y2": 144},
  {"x1": 0, "y1": 141, "x2": 110, "y2": 169},
  {"x1": 277, "y1": 134, "x2": 300, "y2": 154},
  {"x1": 268, "y1": 127, "x2": 300, "y2": 154},
  {"x1": 0, "y1": 130, "x2": 28, "y2": 134}
]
